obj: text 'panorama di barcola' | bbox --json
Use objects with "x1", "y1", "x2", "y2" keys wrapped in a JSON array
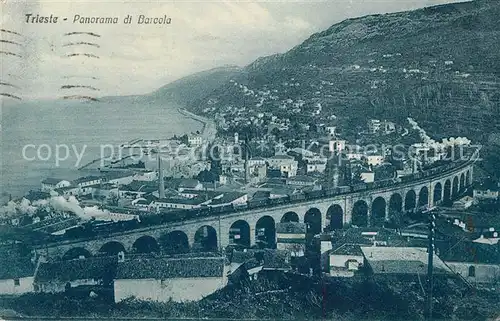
[{"x1": 24, "y1": 14, "x2": 172, "y2": 25}]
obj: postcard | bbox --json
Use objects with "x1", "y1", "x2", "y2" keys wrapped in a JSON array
[{"x1": 1, "y1": 0, "x2": 499, "y2": 320}]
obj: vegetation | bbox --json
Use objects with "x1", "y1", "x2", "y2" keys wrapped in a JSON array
[{"x1": 1, "y1": 273, "x2": 498, "y2": 320}]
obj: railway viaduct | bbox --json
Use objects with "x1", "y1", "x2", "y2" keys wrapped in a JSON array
[{"x1": 36, "y1": 160, "x2": 474, "y2": 260}]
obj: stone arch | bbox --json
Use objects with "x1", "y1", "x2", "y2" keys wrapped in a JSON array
[
  {"x1": 466, "y1": 170, "x2": 471, "y2": 187},
  {"x1": 433, "y1": 182, "x2": 443, "y2": 206},
  {"x1": 304, "y1": 208, "x2": 322, "y2": 235},
  {"x1": 193, "y1": 225, "x2": 218, "y2": 252},
  {"x1": 62, "y1": 247, "x2": 91, "y2": 260},
  {"x1": 256, "y1": 216, "x2": 276, "y2": 249},
  {"x1": 371, "y1": 197, "x2": 387, "y2": 226},
  {"x1": 327, "y1": 204, "x2": 343, "y2": 231},
  {"x1": 443, "y1": 179, "x2": 452, "y2": 205},
  {"x1": 159, "y1": 231, "x2": 190, "y2": 254},
  {"x1": 452, "y1": 176, "x2": 459, "y2": 199},
  {"x1": 460, "y1": 173, "x2": 465, "y2": 192},
  {"x1": 389, "y1": 193, "x2": 403, "y2": 215},
  {"x1": 404, "y1": 190, "x2": 416, "y2": 212},
  {"x1": 98, "y1": 241, "x2": 126, "y2": 256},
  {"x1": 352, "y1": 200, "x2": 368, "y2": 227},
  {"x1": 230, "y1": 220, "x2": 251, "y2": 247},
  {"x1": 418, "y1": 186, "x2": 429, "y2": 208},
  {"x1": 133, "y1": 235, "x2": 160, "y2": 253},
  {"x1": 281, "y1": 211, "x2": 299, "y2": 223}
]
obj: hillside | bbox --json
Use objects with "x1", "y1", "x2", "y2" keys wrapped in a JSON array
[
  {"x1": 149, "y1": 65, "x2": 243, "y2": 105},
  {"x1": 179, "y1": 0, "x2": 500, "y2": 142}
]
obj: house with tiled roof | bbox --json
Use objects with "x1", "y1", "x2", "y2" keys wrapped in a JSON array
[
  {"x1": 114, "y1": 255, "x2": 229, "y2": 303},
  {"x1": 439, "y1": 241, "x2": 500, "y2": 287},
  {"x1": 361, "y1": 247, "x2": 453, "y2": 276},
  {"x1": 473, "y1": 179, "x2": 499, "y2": 204},
  {"x1": 326, "y1": 244, "x2": 364, "y2": 277},
  {"x1": 0, "y1": 257, "x2": 35, "y2": 295},
  {"x1": 34, "y1": 256, "x2": 117, "y2": 293}
]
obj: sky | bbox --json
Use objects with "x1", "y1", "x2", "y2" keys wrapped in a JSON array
[{"x1": 1, "y1": 0, "x2": 466, "y2": 99}]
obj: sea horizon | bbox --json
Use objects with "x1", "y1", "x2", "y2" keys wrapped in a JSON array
[{"x1": 0, "y1": 98, "x2": 203, "y2": 198}]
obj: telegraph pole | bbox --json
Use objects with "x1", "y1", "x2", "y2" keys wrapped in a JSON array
[{"x1": 425, "y1": 206, "x2": 436, "y2": 320}]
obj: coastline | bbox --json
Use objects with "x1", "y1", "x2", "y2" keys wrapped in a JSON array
[{"x1": 177, "y1": 108, "x2": 217, "y2": 142}]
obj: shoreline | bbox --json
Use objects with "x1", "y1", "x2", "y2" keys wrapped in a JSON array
[{"x1": 177, "y1": 108, "x2": 217, "y2": 142}]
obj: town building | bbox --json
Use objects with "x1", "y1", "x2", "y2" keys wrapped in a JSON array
[
  {"x1": 473, "y1": 180, "x2": 499, "y2": 204},
  {"x1": 151, "y1": 196, "x2": 211, "y2": 211},
  {"x1": 0, "y1": 257, "x2": 35, "y2": 295},
  {"x1": 364, "y1": 154, "x2": 385, "y2": 167},
  {"x1": 114, "y1": 255, "x2": 229, "y2": 303},
  {"x1": 188, "y1": 135, "x2": 203, "y2": 147},
  {"x1": 360, "y1": 171, "x2": 375, "y2": 183},
  {"x1": 103, "y1": 171, "x2": 137, "y2": 186},
  {"x1": 368, "y1": 119, "x2": 381, "y2": 134},
  {"x1": 440, "y1": 242, "x2": 500, "y2": 287},
  {"x1": 286, "y1": 175, "x2": 319, "y2": 187},
  {"x1": 452, "y1": 196, "x2": 474, "y2": 210},
  {"x1": 208, "y1": 192, "x2": 248, "y2": 208},
  {"x1": 329, "y1": 139, "x2": 346, "y2": 153},
  {"x1": 307, "y1": 161, "x2": 327, "y2": 173},
  {"x1": 276, "y1": 222, "x2": 307, "y2": 257},
  {"x1": 266, "y1": 155, "x2": 298, "y2": 177},
  {"x1": 41, "y1": 178, "x2": 71, "y2": 192},
  {"x1": 326, "y1": 244, "x2": 364, "y2": 277},
  {"x1": 34, "y1": 256, "x2": 117, "y2": 293},
  {"x1": 361, "y1": 247, "x2": 453, "y2": 276},
  {"x1": 73, "y1": 176, "x2": 103, "y2": 188}
]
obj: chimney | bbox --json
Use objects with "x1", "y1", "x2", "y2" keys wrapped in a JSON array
[{"x1": 158, "y1": 154, "x2": 165, "y2": 199}]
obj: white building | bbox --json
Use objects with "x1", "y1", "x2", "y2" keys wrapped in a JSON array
[
  {"x1": 361, "y1": 247, "x2": 453, "y2": 275},
  {"x1": 473, "y1": 181, "x2": 499, "y2": 203},
  {"x1": 188, "y1": 135, "x2": 203, "y2": 147},
  {"x1": 327, "y1": 244, "x2": 364, "y2": 277},
  {"x1": 307, "y1": 161, "x2": 327, "y2": 173},
  {"x1": 365, "y1": 155, "x2": 385, "y2": 167},
  {"x1": 41, "y1": 178, "x2": 71, "y2": 192},
  {"x1": 266, "y1": 155, "x2": 298, "y2": 177},
  {"x1": 104, "y1": 171, "x2": 136, "y2": 186},
  {"x1": 0, "y1": 258, "x2": 35, "y2": 295},
  {"x1": 73, "y1": 176, "x2": 103, "y2": 188},
  {"x1": 114, "y1": 256, "x2": 229, "y2": 303},
  {"x1": 325, "y1": 126, "x2": 336, "y2": 136},
  {"x1": 368, "y1": 119, "x2": 381, "y2": 133},
  {"x1": 360, "y1": 171, "x2": 375, "y2": 183},
  {"x1": 329, "y1": 140, "x2": 346, "y2": 153}
]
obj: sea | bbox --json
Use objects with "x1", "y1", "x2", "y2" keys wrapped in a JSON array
[{"x1": 0, "y1": 98, "x2": 203, "y2": 199}]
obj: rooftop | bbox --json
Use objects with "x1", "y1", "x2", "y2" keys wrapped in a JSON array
[
  {"x1": 361, "y1": 247, "x2": 452, "y2": 275},
  {"x1": 41, "y1": 178, "x2": 68, "y2": 185},
  {"x1": 115, "y1": 256, "x2": 225, "y2": 279},
  {"x1": 331, "y1": 243, "x2": 364, "y2": 256},
  {"x1": 73, "y1": 176, "x2": 102, "y2": 184},
  {"x1": 210, "y1": 192, "x2": 247, "y2": 205},
  {"x1": 0, "y1": 257, "x2": 35, "y2": 280},
  {"x1": 35, "y1": 256, "x2": 117, "y2": 282}
]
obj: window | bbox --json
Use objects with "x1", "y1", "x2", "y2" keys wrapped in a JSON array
[
  {"x1": 468, "y1": 266, "x2": 476, "y2": 277},
  {"x1": 13, "y1": 278, "x2": 20, "y2": 286}
]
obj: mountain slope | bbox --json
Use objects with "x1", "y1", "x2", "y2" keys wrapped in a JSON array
[
  {"x1": 184, "y1": 0, "x2": 500, "y2": 142},
  {"x1": 149, "y1": 65, "x2": 243, "y2": 105}
]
